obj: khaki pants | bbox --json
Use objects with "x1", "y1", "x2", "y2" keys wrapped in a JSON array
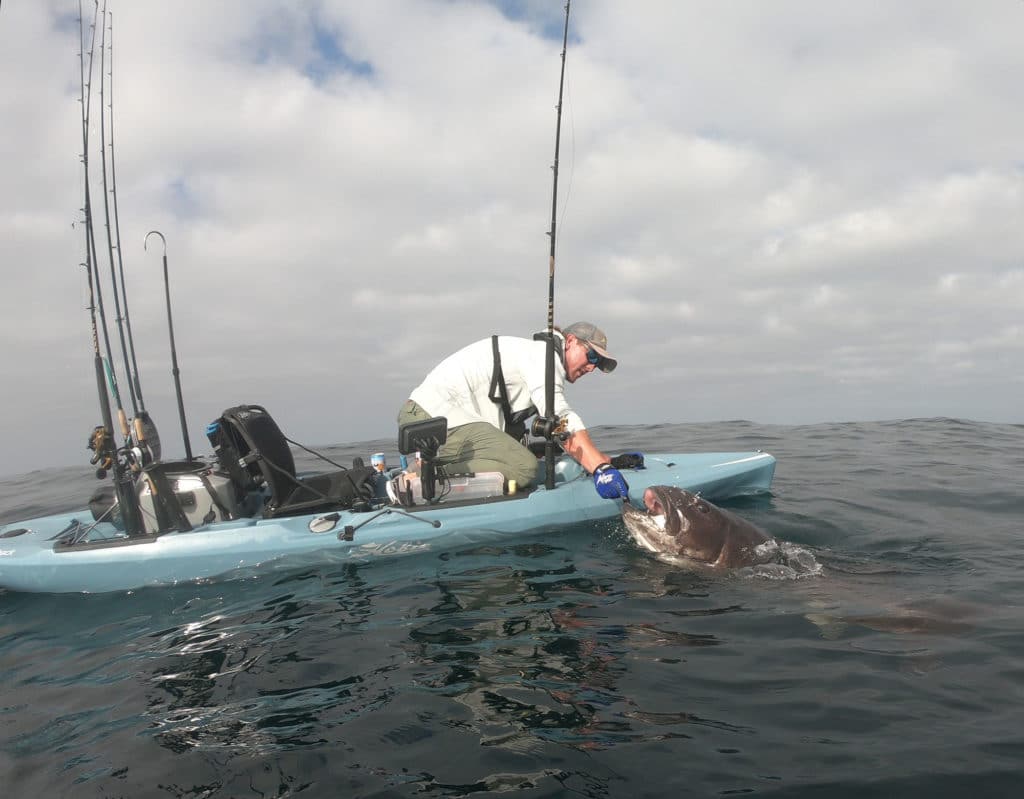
[{"x1": 397, "y1": 400, "x2": 539, "y2": 487}]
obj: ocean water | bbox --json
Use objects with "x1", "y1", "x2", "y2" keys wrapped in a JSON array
[{"x1": 1, "y1": 419, "x2": 1022, "y2": 797}]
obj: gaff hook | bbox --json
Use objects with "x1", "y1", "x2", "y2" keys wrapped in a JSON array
[
  {"x1": 144, "y1": 229, "x2": 166, "y2": 255},
  {"x1": 145, "y1": 229, "x2": 193, "y2": 462}
]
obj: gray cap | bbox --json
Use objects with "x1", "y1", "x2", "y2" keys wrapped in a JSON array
[{"x1": 562, "y1": 321, "x2": 617, "y2": 372}]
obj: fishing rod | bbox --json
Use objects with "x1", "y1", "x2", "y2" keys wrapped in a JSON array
[
  {"x1": 78, "y1": 0, "x2": 143, "y2": 536},
  {"x1": 78, "y1": 0, "x2": 116, "y2": 449},
  {"x1": 145, "y1": 231, "x2": 194, "y2": 462},
  {"x1": 80, "y1": 0, "x2": 129, "y2": 447},
  {"x1": 97, "y1": 1, "x2": 138, "y2": 420},
  {"x1": 105, "y1": 8, "x2": 161, "y2": 462},
  {"x1": 539, "y1": 0, "x2": 572, "y2": 491}
]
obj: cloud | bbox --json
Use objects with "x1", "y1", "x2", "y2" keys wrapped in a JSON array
[{"x1": 0, "y1": 0, "x2": 1021, "y2": 474}]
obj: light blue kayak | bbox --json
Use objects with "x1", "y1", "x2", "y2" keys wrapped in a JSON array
[{"x1": 0, "y1": 451, "x2": 774, "y2": 594}]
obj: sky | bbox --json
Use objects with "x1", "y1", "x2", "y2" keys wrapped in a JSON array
[{"x1": 1, "y1": 0, "x2": 1021, "y2": 474}]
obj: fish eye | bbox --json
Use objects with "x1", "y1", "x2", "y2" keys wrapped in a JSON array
[{"x1": 696, "y1": 502, "x2": 710, "y2": 514}]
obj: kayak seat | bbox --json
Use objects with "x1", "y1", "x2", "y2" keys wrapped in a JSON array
[{"x1": 207, "y1": 404, "x2": 376, "y2": 519}]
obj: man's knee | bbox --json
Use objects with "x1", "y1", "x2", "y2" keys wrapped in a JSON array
[
  {"x1": 397, "y1": 399, "x2": 428, "y2": 426},
  {"x1": 507, "y1": 447, "x2": 540, "y2": 487}
]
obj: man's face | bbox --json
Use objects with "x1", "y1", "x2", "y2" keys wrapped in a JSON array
[{"x1": 564, "y1": 334, "x2": 598, "y2": 384}]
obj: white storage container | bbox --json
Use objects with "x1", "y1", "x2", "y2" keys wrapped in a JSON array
[
  {"x1": 442, "y1": 471, "x2": 505, "y2": 501},
  {"x1": 137, "y1": 471, "x2": 239, "y2": 532},
  {"x1": 387, "y1": 471, "x2": 505, "y2": 506}
]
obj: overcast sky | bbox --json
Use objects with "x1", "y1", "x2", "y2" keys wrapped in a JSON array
[{"x1": 1, "y1": 1, "x2": 1021, "y2": 474}]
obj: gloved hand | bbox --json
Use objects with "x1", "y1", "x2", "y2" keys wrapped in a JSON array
[
  {"x1": 593, "y1": 463, "x2": 629, "y2": 499},
  {"x1": 610, "y1": 452, "x2": 645, "y2": 470}
]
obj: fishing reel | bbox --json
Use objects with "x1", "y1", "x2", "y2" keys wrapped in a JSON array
[
  {"x1": 531, "y1": 414, "x2": 569, "y2": 441},
  {"x1": 86, "y1": 425, "x2": 115, "y2": 479},
  {"x1": 125, "y1": 444, "x2": 155, "y2": 473}
]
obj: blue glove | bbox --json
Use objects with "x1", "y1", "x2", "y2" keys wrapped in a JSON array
[{"x1": 593, "y1": 463, "x2": 629, "y2": 499}]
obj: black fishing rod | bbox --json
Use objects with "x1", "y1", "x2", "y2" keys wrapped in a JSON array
[
  {"x1": 78, "y1": 0, "x2": 143, "y2": 535},
  {"x1": 79, "y1": 0, "x2": 117, "y2": 447},
  {"x1": 105, "y1": 9, "x2": 161, "y2": 462},
  {"x1": 145, "y1": 231, "x2": 194, "y2": 462},
  {"x1": 97, "y1": 1, "x2": 137, "y2": 419},
  {"x1": 80, "y1": 0, "x2": 129, "y2": 447},
  {"x1": 78, "y1": 0, "x2": 110, "y2": 447},
  {"x1": 540, "y1": 0, "x2": 572, "y2": 491}
]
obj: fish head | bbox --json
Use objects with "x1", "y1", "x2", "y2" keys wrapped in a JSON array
[
  {"x1": 621, "y1": 486, "x2": 692, "y2": 554},
  {"x1": 621, "y1": 485, "x2": 733, "y2": 560}
]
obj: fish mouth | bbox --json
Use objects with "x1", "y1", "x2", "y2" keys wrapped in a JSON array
[
  {"x1": 643, "y1": 486, "x2": 698, "y2": 515},
  {"x1": 621, "y1": 502, "x2": 672, "y2": 553},
  {"x1": 636, "y1": 488, "x2": 701, "y2": 538},
  {"x1": 643, "y1": 495, "x2": 667, "y2": 514},
  {"x1": 643, "y1": 493, "x2": 667, "y2": 515},
  {"x1": 643, "y1": 488, "x2": 689, "y2": 528},
  {"x1": 623, "y1": 500, "x2": 667, "y2": 529}
]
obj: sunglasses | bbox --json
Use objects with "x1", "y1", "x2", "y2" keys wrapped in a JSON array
[{"x1": 585, "y1": 345, "x2": 602, "y2": 366}]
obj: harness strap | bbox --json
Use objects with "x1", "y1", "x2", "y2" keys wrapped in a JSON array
[
  {"x1": 488, "y1": 335, "x2": 537, "y2": 441},
  {"x1": 488, "y1": 335, "x2": 514, "y2": 431}
]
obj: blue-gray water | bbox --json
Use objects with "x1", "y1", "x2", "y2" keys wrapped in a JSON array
[{"x1": 1, "y1": 419, "x2": 1022, "y2": 797}]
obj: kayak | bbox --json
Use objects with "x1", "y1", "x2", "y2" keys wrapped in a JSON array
[{"x1": 0, "y1": 449, "x2": 775, "y2": 594}]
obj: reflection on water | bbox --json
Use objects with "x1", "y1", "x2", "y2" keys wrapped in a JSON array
[
  {"x1": 397, "y1": 540, "x2": 759, "y2": 762},
  {"x1": 142, "y1": 564, "x2": 395, "y2": 756}
]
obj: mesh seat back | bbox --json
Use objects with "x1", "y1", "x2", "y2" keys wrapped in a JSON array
[
  {"x1": 208, "y1": 404, "x2": 376, "y2": 519},
  {"x1": 210, "y1": 405, "x2": 296, "y2": 505}
]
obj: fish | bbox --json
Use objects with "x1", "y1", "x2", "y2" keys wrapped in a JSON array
[{"x1": 621, "y1": 485, "x2": 773, "y2": 568}]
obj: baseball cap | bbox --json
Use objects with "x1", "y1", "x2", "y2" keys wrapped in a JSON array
[{"x1": 562, "y1": 321, "x2": 617, "y2": 372}]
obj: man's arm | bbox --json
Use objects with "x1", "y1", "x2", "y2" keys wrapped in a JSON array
[{"x1": 561, "y1": 429, "x2": 612, "y2": 473}]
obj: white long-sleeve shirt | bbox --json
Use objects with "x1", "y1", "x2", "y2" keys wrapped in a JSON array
[{"x1": 408, "y1": 335, "x2": 586, "y2": 434}]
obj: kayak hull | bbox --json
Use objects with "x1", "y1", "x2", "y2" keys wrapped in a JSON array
[{"x1": 0, "y1": 451, "x2": 775, "y2": 593}]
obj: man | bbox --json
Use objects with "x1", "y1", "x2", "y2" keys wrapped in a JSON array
[{"x1": 397, "y1": 321, "x2": 630, "y2": 499}]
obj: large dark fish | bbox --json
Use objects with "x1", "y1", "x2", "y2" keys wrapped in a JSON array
[{"x1": 621, "y1": 485, "x2": 773, "y2": 567}]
